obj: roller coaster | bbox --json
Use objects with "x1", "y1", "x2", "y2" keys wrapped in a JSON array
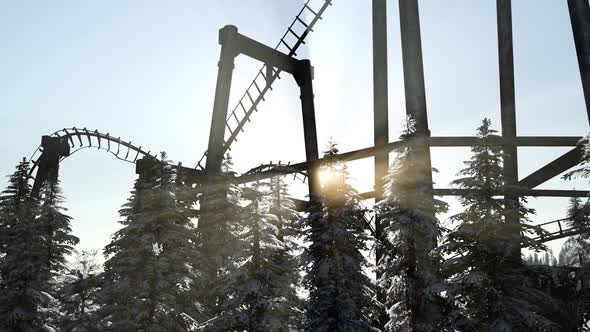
[{"x1": 20, "y1": 0, "x2": 590, "y2": 254}]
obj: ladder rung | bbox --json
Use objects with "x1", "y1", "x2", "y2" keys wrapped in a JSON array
[
  {"x1": 281, "y1": 39, "x2": 295, "y2": 55},
  {"x1": 231, "y1": 111, "x2": 240, "y2": 123},
  {"x1": 246, "y1": 91, "x2": 255, "y2": 106},
  {"x1": 252, "y1": 81, "x2": 264, "y2": 100},
  {"x1": 239, "y1": 101, "x2": 248, "y2": 115},
  {"x1": 288, "y1": 28, "x2": 303, "y2": 42},
  {"x1": 304, "y1": 4, "x2": 319, "y2": 17},
  {"x1": 296, "y1": 16, "x2": 311, "y2": 30}
]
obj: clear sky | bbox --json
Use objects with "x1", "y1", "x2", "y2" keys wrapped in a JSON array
[{"x1": 1, "y1": 1, "x2": 588, "y2": 255}]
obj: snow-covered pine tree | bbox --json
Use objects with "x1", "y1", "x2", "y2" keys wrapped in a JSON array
[
  {"x1": 438, "y1": 119, "x2": 562, "y2": 331},
  {"x1": 562, "y1": 134, "x2": 590, "y2": 328},
  {"x1": 267, "y1": 175, "x2": 304, "y2": 328},
  {"x1": 525, "y1": 250, "x2": 558, "y2": 266},
  {"x1": 375, "y1": 117, "x2": 447, "y2": 332},
  {"x1": 196, "y1": 154, "x2": 244, "y2": 322},
  {"x1": 558, "y1": 238, "x2": 588, "y2": 267},
  {"x1": 567, "y1": 196, "x2": 590, "y2": 235},
  {"x1": 37, "y1": 177, "x2": 80, "y2": 326},
  {"x1": 0, "y1": 158, "x2": 53, "y2": 331},
  {"x1": 205, "y1": 179, "x2": 303, "y2": 331},
  {"x1": 564, "y1": 134, "x2": 590, "y2": 181},
  {"x1": 302, "y1": 142, "x2": 376, "y2": 331},
  {"x1": 96, "y1": 153, "x2": 200, "y2": 331},
  {"x1": 58, "y1": 249, "x2": 102, "y2": 331},
  {"x1": 37, "y1": 177, "x2": 79, "y2": 281}
]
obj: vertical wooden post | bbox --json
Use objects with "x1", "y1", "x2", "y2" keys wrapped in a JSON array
[
  {"x1": 201, "y1": 25, "x2": 238, "y2": 313},
  {"x1": 497, "y1": 0, "x2": 521, "y2": 262},
  {"x1": 399, "y1": 0, "x2": 437, "y2": 328},
  {"x1": 372, "y1": 0, "x2": 389, "y2": 327},
  {"x1": 568, "y1": 0, "x2": 590, "y2": 124},
  {"x1": 205, "y1": 25, "x2": 239, "y2": 174},
  {"x1": 295, "y1": 60, "x2": 320, "y2": 197},
  {"x1": 399, "y1": 0, "x2": 434, "y2": 222},
  {"x1": 31, "y1": 136, "x2": 70, "y2": 197}
]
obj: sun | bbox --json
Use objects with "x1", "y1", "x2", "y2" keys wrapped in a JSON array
[{"x1": 318, "y1": 166, "x2": 345, "y2": 189}]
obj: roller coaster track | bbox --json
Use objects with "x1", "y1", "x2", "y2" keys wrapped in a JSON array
[
  {"x1": 527, "y1": 217, "x2": 590, "y2": 243},
  {"x1": 195, "y1": 0, "x2": 334, "y2": 170},
  {"x1": 28, "y1": 127, "x2": 158, "y2": 192},
  {"x1": 24, "y1": 129, "x2": 587, "y2": 245},
  {"x1": 237, "y1": 162, "x2": 308, "y2": 184},
  {"x1": 29, "y1": 127, "x2": 157, "y2": 170}
]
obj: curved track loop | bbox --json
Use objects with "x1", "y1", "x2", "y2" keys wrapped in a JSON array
[
  {"x1": 240, "y1": 162, "x2": 308, "y2": 184},
  {"x1": 29, "y1": 127, "x2": 158, "y2": 177}
]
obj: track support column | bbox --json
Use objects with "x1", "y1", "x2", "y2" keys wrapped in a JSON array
[
  {"x1": 497, "y1": 0, "x2": 521, "y2": 262},
  {"x1": 31, "y1": 136, "x2": 70, "y2": 196},
  {"x1": 568, "y1": 0, "x2": 590, "y2": 124},
  {"x1": 399, "y1": 0, "x2": 435, "y2": 232},
  {"x1": 399, "y1": 0, "x2": 437, "y2": 328},
  {"x1": 294, "y1": 60, "x2": 320, "y2": 197},
  {"x1": 206, "y1": 25, "x2": 239, "y2": 174},
  {"x1": 372, "y1": 0, "x2": 389, "y2": 327},
  {"x1": 201, "y1": 25, "x2": 238, "y2": 313}
]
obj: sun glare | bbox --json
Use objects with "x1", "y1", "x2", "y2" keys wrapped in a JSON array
[{"x1": 319, "y1": 167, "x2": 344, "y2": 189}]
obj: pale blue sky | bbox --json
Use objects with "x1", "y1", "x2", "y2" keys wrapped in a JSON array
[{"x1": 1, "y1": 1, "x2": 588, "y2": 254}]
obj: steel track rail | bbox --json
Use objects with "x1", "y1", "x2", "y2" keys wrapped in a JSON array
[{"x1": 28, "y1": 127, "x2": 158, "y2": 179}]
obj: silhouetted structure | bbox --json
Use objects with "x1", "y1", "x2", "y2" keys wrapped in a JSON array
[{"x1": 27, "y1": 0, "x2": 590, "y2": 273}]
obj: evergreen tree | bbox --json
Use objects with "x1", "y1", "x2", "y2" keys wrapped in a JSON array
[
  {"x1": 558, "y1": 238, "x2": 588, "y2": 267},
  {"x1": 197, "y1": 154, "x2": 244, "y2": 322},
  {"x1": 96, "y1": 153, "x2": 200, "y2": 331},
  {"x1": 205, "y1": 179, "x2": 302, "y2": 331},
  {"x1": 525, "y1": 250, "x2": 558, "y2": 266},
  {"x1": 563, "y1": 134, "x2": 590, "y2": 181},
  {"x1": 37, "y1": 178, "x2": 79, "y2": 281},
  {"x1": 58, "y1": 249, "x2": 102, "y2": 331},
  {"x1": 302, "y1": 142, "x2": 376, "y2": 331},
  {"x1": 567, "y1": 196, "x2": 590, "y2": 234},
  {"x1": 0, "y1": 159, "x2": 52, "y2": 331},
  {"x1": 37, "y1": 177, "x2": 80, "y2": 327},
  {"x1": 376, "y1": 117, "x2": 447, "y2": 332},
  {"x1": 267, "y1": 175, "x2": 304, "y2": 329},
  {"x1": 438, "y1": 119, "x2": 561, "y2": 331}
]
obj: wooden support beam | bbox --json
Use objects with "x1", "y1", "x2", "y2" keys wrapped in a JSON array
[
  {"x1": 234, "y1": 136, "x2": 583, "y2": 184},
  {"x1": 568, "y1": 0, "x2": 590, "y2": 124},
  {"x1": 356, "y1": 189, "x2": 590, "y2": 199},
  {"x1": 294, "y1": 60, "x2": 320, "y2": 196},
  {"x1": 497, "y1": 0, "x2": 521, "y2": 261},
  {"x1": 235, "y1": 31, "x2": 300, "y2": 75},
  {"x1": 31, "y1": 136, "x2": 70, "y2": 196},
  {"x1": 430, "y1": 136, "x2": 581, "y2": 147},
  {"x1": 398, "y1": 1, "x2": 437, "y2": 328},
  {"x1": 519, "y1": 146, "x2": 584, "y2": 188},
  {"x1": 290, "y1": 189, "x2": 590, "y2": 212},
  {"x1": 372, "y1": 0, "x2": 389, "y2": 325},
  {"x1": 206, "y1": 25, "x2": 239, "y2": 174},
  {"x1": 373, "y1": 0, "x2": 390, "y2": 204}
]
